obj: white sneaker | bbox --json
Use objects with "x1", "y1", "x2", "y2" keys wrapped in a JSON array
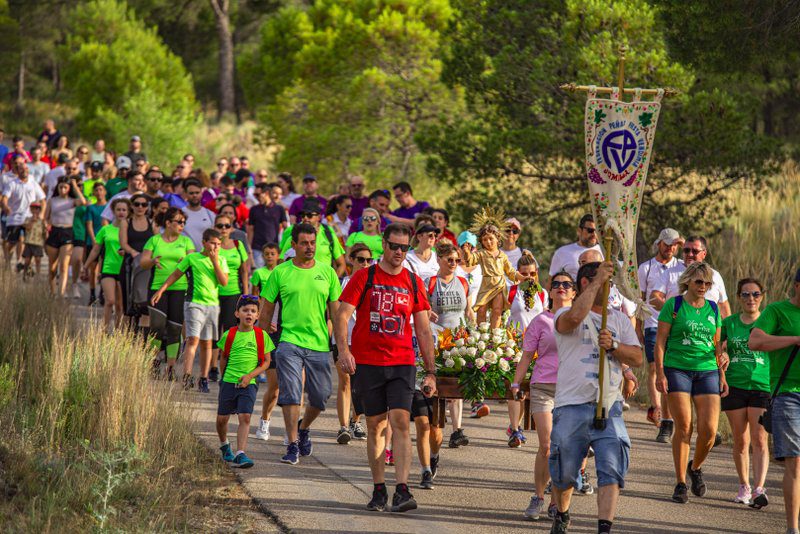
[
  {"x1": 72, "y1": 283, "x2": 81, "y2": 299},
  {"x1": 255, "y1": 418, "x2": 270, "y2": 440}
]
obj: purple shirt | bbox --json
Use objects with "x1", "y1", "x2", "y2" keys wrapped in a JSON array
[
  {"x1": 350, "y1": 195, "x2": 369, "y2": 220},
  {"x1": 523, "y1": 311, "x2": 559, "y2": 384},
  {"x1": 288, "y1": 195, "x2": 328, "y2": 218},
  {"x1": 392, "y1": 200, "x2": 430, "y2": 220}
]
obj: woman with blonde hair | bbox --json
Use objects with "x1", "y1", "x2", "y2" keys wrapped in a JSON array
[{"x1": 655, "y1": 261, "x2": 729, "y2": 504}]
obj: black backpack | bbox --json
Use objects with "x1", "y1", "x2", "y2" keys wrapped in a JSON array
[{"x1": 356, "y1": 264, "x2": 421, "y2": 308}]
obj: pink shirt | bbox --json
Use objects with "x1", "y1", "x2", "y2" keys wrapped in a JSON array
[{"x1": 522, "y1": 310, "x2": 559, "y2": 384}]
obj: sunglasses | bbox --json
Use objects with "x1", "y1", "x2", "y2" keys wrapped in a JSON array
[
  {"x1": 133, "y1": 202, "x2": 149, "y2": 208},
  {"x1": 351, "y1": 183, "x2": 364, "y2": 187},
  {"x1": 363, "y1": 216, "x2": 378, "y2": 222},
  {"x1": 148, "y1": 177, "x2": 163, "y2": 183},
  {"x1": 445, "y1": 258, "x2": 462, "y2": 265},
  {"x1": 343, "y1": 204, "x2": 353, "y2": 209},
  {"x1": 683, "y1": 247, "x2": 704, "y2": 255},
  {"x1": 352, "y1": 256, "x2": 373, "y2": 264},
  {"x1": 217, "y1": 162, "x2": 227, "y2": 166},
  {"x1": 386, "y1": 242, "x2": 411, "y2": 252},
  {"x1": 581, "y1": 226, "x2": 596, "y2": 234},
  {"x1": 171, "y1": 219, "x2": 186, "y2": 225},
  {"x1": 78, "y1": 150, "x2": 88, "y2": 155},
  {"x1": 693, "y1": 279, "x2": 713, "y2": 287},
  {"x1": 508, "y1": 228, "x2": 520, "y2": 235},
  {"x1": 237, "y1": 294, "x2": 260, "y2": 307},
  {"x1": 740, "y1": 291, "x2": 763, "y2": 299},
  {"x1": 552, "y1": 281, "x2": 574, "y2": 290},
  {"x1": 300, "y1": 212, "x2": 320, "y2": 218},
  {"x1": 136, "y1": 162, "x2": 146, "y2": 166},
  {"x1": 215, "y1": 223, "x2": 232, "y2": 229}
]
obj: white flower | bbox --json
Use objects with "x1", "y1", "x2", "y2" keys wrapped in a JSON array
[
  {"x1": 505, "y1": 347, "x2": 515, "y2": 358},
  {"x1": 477, "y1": 341, "x2": 486, "y2": 351},
  {"x1": 458, "y1": 358, "x2": 466, "y2": 367},
  {"x1": 506, "y1": 338, "x2": 516, "y2": 349},
  {"x1": 492, "y1": 335, "x2": 503, "y2": 345},
  {"x1": 469, "y1": 328, "x2": 480, "y2": 339},
  {"x1": 442, "y1": 349, "x2": 451, "y2": 359},
  {"x1": 463, "y1": 346, "x2": 473, "y2": 356},
  {"x1": 498, "y1": 359, "x2": 511, "y2": 372},
  {"x1": 444, "y1": 358, "x2": 455, "y2": 368},
  {"x1": 492, "y1": 327, "x2": 506, "y2": 336},
  {"x1": 484, "y1": 350, "x2": 498, "y2": 364},
  {"x1": 466, "y1": 347, "x2": 477, "y2": 357},
  {"x1": 480, "y1": 332, "x2": 491, "y2": 341},
  {"x1": 478, "y1": 322, "x2": 490, "y2": 333},
  {"x1": 455, "y1": 338, "x2": 465, "y2": 348},
  {"x1": 466, "y1": 336, "x2": 476, "y2": 346},
  {"x1": 513, "y1": 354, "x2": 522, "y2": 363},
  {"x1": 474, "y1": 357, "x2": 486, "y2": 368}
]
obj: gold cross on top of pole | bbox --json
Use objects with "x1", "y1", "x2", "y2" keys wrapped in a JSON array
[{"x1": 560, "y1": 44, "x2": 680, "y2": 99}]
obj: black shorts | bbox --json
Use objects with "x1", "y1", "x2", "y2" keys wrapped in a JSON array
[
  {"x1": 351, "y1": 364, "x2": 415, "y2": 417},
  {"x1": 73, "y1": 240, "x2": 86, "y2": 249},
  {"x1": 721, "y1": 386, "x2": 771, "y2": 411},
  {"x1": 100, "y1": 273, "x2": 120, "y2": 282},
  {"x1": 46, "y1": 226, "x2": 74, "y2": 248},
  {"x1": 217, "y1": 294, "x2": 240, "y2": 341},
  {"x1": 218, "y1": 382, "x2": 258, "y2": 416},
  {"x1": 22, "y1": 245, "x2": 43, "y2": 258},
  {"x1": 410, "y1": 389, "x2": 438, "y2": 421},
  {"x1": 5, "y1": 225, "x2": 24, "y2": 244}
]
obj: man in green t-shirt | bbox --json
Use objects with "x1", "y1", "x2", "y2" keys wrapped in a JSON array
[
  {"x1": 216, "y1": 296, "x2": 274, "y2": 469},
  {"x1": 279, "y1": 198, "x2": 345, "y2": 277},
  {"x1": 260, "y1": 222, "x2": 341, "y2": 465},
  {"x1": 749, "y1": 268, "x2": 800, "y2": 532},
  {"x1": 152, "y1": 228, "x2": 229, "y2": 394}
]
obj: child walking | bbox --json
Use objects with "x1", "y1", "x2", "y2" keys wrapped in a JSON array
[
  {"x1": 22, "y1": 203, "x2": 47, "y2": 278},
  {"x1": 216, "y1": 295, "x2": 274, "y2": 468}
]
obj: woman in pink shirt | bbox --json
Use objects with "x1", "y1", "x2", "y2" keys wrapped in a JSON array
[{"x1": 511, "y1": 270, "x2": 576, "y2": 521}]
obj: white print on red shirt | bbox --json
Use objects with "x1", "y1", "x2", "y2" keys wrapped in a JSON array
[{"x1": 369, "y1": 283, "x2": 412, "y2": 336}]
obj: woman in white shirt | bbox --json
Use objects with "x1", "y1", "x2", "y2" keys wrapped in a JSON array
[
  {"x1": 403, "y1": 222, "x2": 440, "y2": 279},
  {"x1": 325, "y1": 195, "x2": 352, "y2": 244},
  {"x1": 508, "y1": 252, "x2": 548, "y2": 331}
]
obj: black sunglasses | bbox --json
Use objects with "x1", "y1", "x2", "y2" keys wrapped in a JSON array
[
  {"x1": 133, "y1": 202, "x2": 149, "y2": 208},
  {"x1": 386, "y1": 242, "x2": 411, "y2": 252},
  {"x1": 683, "y1": 247, "x2": 704, "y2": 255},
  {"x1": 508, "y1": 228, "x2": 520, "y2": 235},
  {"x1": 352, "y1": 256, "x2": 373, "y2": 264},
  {"x1": 215, "y1": 223, "x2": 232, "y2": 229},
  {"x1": 740, "y1": 291, "x2": 763, "y2": 299},
  {"x1": 300, "y1": 212, "x2": 320, "y2": 218},
  {"x1": 148, "y1": 177, "x2": 163, "y2": 183},
  {"x1": 552, "y1": 280, "x2": 574, "y2": 290},
  {"x1": 171, "y1": 219, "x2": 186, "y2": 225},
  {"x1": 581, "y1": 226, "x2": 596, "y2": 234}
]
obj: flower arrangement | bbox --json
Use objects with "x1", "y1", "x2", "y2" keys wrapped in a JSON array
[{"x1": 433, "y1": 320, "x2": 524, "y2": 403}]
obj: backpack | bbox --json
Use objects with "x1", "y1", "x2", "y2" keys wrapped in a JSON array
[
  {"x1": 221, "y1": 326, "x2": 268, "y2": 381},
  {"x1": 426, "y1": 275, "x2": 469, "y2": 298},
  {"x1": 672, "y1": 295, "x2": 719, "y2": 321},
  {"x1": 321, "y1": 223, "x2": 336, "y2": 266},
  {"x1": 356, "y1": 264, "x2": 420, "y2": 308}
]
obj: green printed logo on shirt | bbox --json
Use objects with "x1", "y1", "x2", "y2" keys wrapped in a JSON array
[
  {"x1": 658, "y1": 297, "x2": 721, "y2": 371},
  {"x1": 721, "y1": 314, "x2": 770, "y2": 392}
]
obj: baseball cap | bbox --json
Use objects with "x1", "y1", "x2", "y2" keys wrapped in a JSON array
[
  {"x1": 90, "y1": 161, "x2": 103, "y2": 171},
  {"x1": 116, "y1": 155, "x2": 132, "y2": 170},
  {"x1": 415, "y1": 224, "x2": 441, "y2": 235},
  {"x1": 653, "y1": 228, "x2": 683, "y2": 249},
  {"x1": 457, "y1": 231, "x2": 478, "y2": 247},
  {"x1": 506, "y1": 217, "x2": 522, "y2": 229},
  {"x1": 30, "y1": 201, "x2": 42, "y2": 208},
  {"x1": 302, "y1": 174, "x2": 317, "y2": 182},
  {"x1": 131, "y1": 135, "x2": 141, "y2": 142}
]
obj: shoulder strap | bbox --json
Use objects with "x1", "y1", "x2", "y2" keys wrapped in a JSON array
[
  {"x1": 672, "y1": 295, "x2": 683, "y2": 319},
  {"x1": 427, "y1": 276, "x2": 437, "y2": 296},
  {"x1": 708, "y1": 299, "x2": 719, "y2": 320},
  {"x1": 356, "y1": 264, "x2": 376, "y2": 308},
  {"x1": 322, "y1": 223, "x2": 335, "y2": 264},
  {"x1": 222, "y1": 326, "x2": 238, "y2": 357},
  {"x1": 773, "y1": 346, "x2": 800, "y2": 400},
  {"x1": 457, "y1": 276, "x2": 469, "y2": 296},
  {"x1": 254, "y1": 327, "x2": 266, "y2": 367},
  {"x1": 508, "y1": 285, "x2": 518, "y2": 305},
  {"x1": 232, "y1": 239, "x2": 245, "y2": 263},
  {"x1": 409, "y1": 269, "x2": 420, "y2": 305},
  {"x1": 538, "y1": 290, "x2": 546, "y2": 305}
]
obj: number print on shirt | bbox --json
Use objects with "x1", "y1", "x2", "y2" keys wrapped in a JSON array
[{"x1": 369, "y1": 284, "x2": 410, "y2": 336}]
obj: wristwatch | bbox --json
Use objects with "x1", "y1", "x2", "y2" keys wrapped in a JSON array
[{"x1": 609, "y1": 340, "x2": 619, "y2": 353}]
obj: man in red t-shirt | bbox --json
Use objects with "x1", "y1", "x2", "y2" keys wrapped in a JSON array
[{"x1": 335, "y1": 222, "x2": 436, "y2": 514}]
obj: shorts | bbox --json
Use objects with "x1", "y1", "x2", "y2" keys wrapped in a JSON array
[
  {"x1": 351, "y1": 364, "x2": 415, "y2": 417},
  {"x1": 410, "y1": 389, "x2": 437, "y2": 421},
  {"x1": 100, "y1": 273, "x2": 120, "y2": 282},
  {"x1": 22, "y1": 244, "x2": 43, "y2": 258},
  {"x1": 72, "y1": 240, "x2": 86, "y2": 249},
  {"x1": 549, "y1": 401, "x2": 631, "y2": 491},
  {"x1": 530, "y1": 382, "x2": 557, "y2": 413},
  {"x1": 5, "y1": 225, "x2": 23, "y2": 244},
  {"x1": 275, "y1": 342, "x2": 332, "y2": 410},
  {"x1": 773, "y1": 393, "x2": 800, "y2": 460},
  {"x1": 45, "y1": 226, "x2": 74, "y2": 248},
  {"x1": 644, "y1": 327, "x2": 657, "y2": 364},
  {"x1": 184, "y1": 302, "x2": 220, "y2": 341},
  {"x1": 217, "y1": 382, "x2": 258, "y2": 416},
  {"x1": 664, "y1": 367, "x2": 720, "y2": 396},
  {"x1": 721, "y1": 386, "x2": 770, "y2": 411}
]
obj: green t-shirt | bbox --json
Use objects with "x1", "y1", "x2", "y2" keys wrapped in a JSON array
[
  {"x1": 346, "y1": 232, "x2": 383, "y2": 258},
  {"x1": 73, "y1": 205, "x2": 88, "y2": 242},
  {"x1": 85, "y1": 203, "x2": 107, "y2": 244},
  {"x1": 658, "y1": 297, "x2": 721, "y2": 371},
  {"x1": 216, "y1": 328, "x2": 276, "y2": 385},
  {"x1": 143, "y1": 234, "x2": 196, "y2": 291},
  {"x1": 279, "y1": 224, "x2": 345, "y2": 267},
  {"x1": 219, "y1": 240, "x2": 249, "y2": 296},
  {"x1": 250, "y1": 266, "x2": 274, "y2": 293},
  {"x1": 754, "y1": 299, "x2": 800, "y2": 394},
  {"x1": 177, "y1": 252, "x2": 230, "y2": 306},
  {"x1": 82, "y1": 178, "x2": 103, "y2": 204},
  {"x1": 262, "y1": 260, "x2": 341, "y2": 352},
  {"x1": 105, "y1": 177, "x2": 127, "y2": 198},
  {"x1": 95, "y1": 224, "x2": 123, "y2": 275},
  {"x1": 721, "y1": 314, "x2": 770, "y2": 392}
]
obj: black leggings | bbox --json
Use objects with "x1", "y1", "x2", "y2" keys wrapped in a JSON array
[
  {"x1": 150, "y1": 289, "x2": 185, "y2": 346},
  {"x1": 217, "y1": 294, "x2": 240, "y2": 341}
]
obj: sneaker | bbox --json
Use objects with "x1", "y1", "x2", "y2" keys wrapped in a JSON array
[
  {"x1": 71, "y1": 283, "x2": 81, "y2": 299},
  {"x1": 298, "y1": 427, "x2": 313, "y2": 456},
  {"x1": 549, "y1": 512, "x2": 570, "y2": 534},
  {"x1": 166, "y1": 367, "x2": 176, "y2": 382},
  {"x1": 182, "y1": 373, "x2": 195, "y2": 390},
  {"x1": 256, "y1": 372, "x2": 267, "y2": 383},
  {"x1": 547, "y1": 502, "x2": 557, "y2": 518},
  {"x1": 198, "y1": 377, "x2": 210, "y2": 393},
  {"x1": 656, "y1": 419, "x2": 674, "y2": 443},
  {"x1": 506, "y1": 425, "x2": 514, "y2": 437},
  {"x1": 470, "y1": 401, "x2": 490, "y2": 418},
  {"x1": 449, "y1": 428, "x2": 469, "y2": 448},
  {"x1": 508, "y1": 430, "x2": 522, "y2": 448},
  {"x1": 337, "y1": 426, "x2": 352, "y2": 444},
  {"x1": 430, "y1": 455, "x2": 439, "y2": 479},
  {"x1": 208, "y1": 367, "x2": 220, "y2": 382},
  {"x1": 15, "y1": 262, "x2": 24, "y2": 273},
  {"x1": 544, "y1": 480, "x2": 552, "y2": 495},
  {"x1": 220, "y1": 443, "x2": 235, "y2": 462},
  {"x1": 281, "y1": 442, "x2": 300, "y2": 465},
  {"x1": 587, "y1": 446, "x2": 594, "y2": 458},
  {"x1": 366, "y1": 487, "x2": 388, "y2": 511},
  {"x1": 390, "y1": 488, "x2": 418, "y2": 513},
  {"x1": 622, "y1": 401, "x2": 630, "y2": 411},
  {"x1": 750, "y1": 487, "x2": 768, "y2": 509},
  {"x1": 420, "y1": 470, "x2": 434, "y2": 490},
  {"x1": 232, "y1": 452, "x2": 254, "y2": 468},
  {"x1": 672, "y1": 482, "x2": 689, "y2": 503},
  {"x1": 713, "y1": 432, "x2": 723, "y2": 447},
  {"x1": 578, "y1": 471, "x2": 594, "y2": 495},
  {"x1": 87, "y1": 294, "x2": 97, "y2": 307},
  {"x1": 518, "y1": 427, "x2": 527, "y2": 444},
  {"x1": 734, "y1": 484, "x2": 751, "y2": 504},
  {"x1": 350, "y1": 420, "x2": 367, "y2": 440},
  {"x1": 687, "y1": 460, "x2": 707, "y2": 497},
  {"x1": 255, "y1": 419, "x2": 271, "y2": 441},
  {"x1": 523, "y1": 495, "x2": 545, "y2": 520},
  {"x1": 385, "y1": 449, "x2": 395, "y2": 466}
]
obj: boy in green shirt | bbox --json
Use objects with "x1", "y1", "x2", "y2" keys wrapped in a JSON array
[
  {"x1": 250, "y1": 243, "x2": 280, "y2": 294},
  {"x1": 216, "y1": 295, "x2": 275, "y2": 469}
]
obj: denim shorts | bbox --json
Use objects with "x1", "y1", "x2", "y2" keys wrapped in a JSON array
[
  {"x1": 549, "y1": 401, "x2": 631, "y2": 490},
  {"x1": 644, "y1": 327, "x2": 657, "y2": 364},
  {"x1": 664, "y1": 367, "x2": 720, "y2": 396},
  {"x1": 218, "y1": 382, "x2": 258, "y2": 416},
  {"x1": 275, "y1": 341, "x2": 332, "y2": 410},
  {"x1": 773, "y1": 393, "x2": 800, "y2": 460}
]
